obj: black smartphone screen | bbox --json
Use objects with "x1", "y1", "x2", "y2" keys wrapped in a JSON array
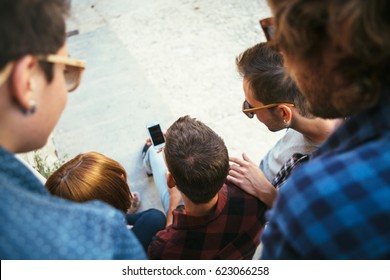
[{"x1": 148, "y1": 124, "x2": 165, "y2": 146}]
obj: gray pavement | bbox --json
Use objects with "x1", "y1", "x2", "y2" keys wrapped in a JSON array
[{"x1": 55, "y1": 0, "x2": 282, "y2": 212}]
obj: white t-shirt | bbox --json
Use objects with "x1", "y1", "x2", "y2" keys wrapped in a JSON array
[{"x1": 260, "y1": 129, "x2": 320, "y2": 181}]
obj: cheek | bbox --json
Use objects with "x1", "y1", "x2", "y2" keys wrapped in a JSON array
[
  {"x1": 255, "y1": 111, "x2": 282, "y2": 132},
  {"x1": 53, "y1": 69, "x2": 68, "y2": 108},
  {"x1": 43, "y1": 70, "x2": 68, "y2": 126},
  {"x1": 255, "y1": 114, "x2": 264, "y2": 123},
  {"x1": 255, "y1": 111, "x2": 270, "y2": 125}
]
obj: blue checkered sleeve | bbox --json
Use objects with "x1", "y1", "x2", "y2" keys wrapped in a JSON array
[{"x1": 261, "y1": 93, "x2": 390, "y2": 259}]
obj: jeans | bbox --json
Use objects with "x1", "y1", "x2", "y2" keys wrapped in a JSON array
[
  {"x1": 143, "y1": 147, "x2": 171, "y2": 213},
  {"x1": 126, "y1": 209, "x2": 166, "y2": 252}
]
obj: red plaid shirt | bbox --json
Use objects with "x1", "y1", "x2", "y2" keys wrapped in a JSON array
[{"x1": 148, "y1": 182, "x2": 267, "y2": 259}]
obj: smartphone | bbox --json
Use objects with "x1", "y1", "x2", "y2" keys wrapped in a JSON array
[
  {"x1": 259, "y1": 17, "x2": 274, "y2": 41},
  {"x1": 147, "y1": 123, "x2": 165, "y2": 150}
]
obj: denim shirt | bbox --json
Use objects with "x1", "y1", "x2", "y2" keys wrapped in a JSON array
[
  {"x1": 261, "y1": 92, "x2": 390, "y2": 259},
  {"x1": 0, "y1": 148, "x2": 146, "y2": 259}
]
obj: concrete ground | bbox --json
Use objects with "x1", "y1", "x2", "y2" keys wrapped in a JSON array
[{"x1": 55, "y1": 0, "x2": 283, "y2": 213}]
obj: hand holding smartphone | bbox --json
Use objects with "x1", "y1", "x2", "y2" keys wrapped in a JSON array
[{"x1": 147, "y1": 123, "x2": 165, "y2": 150}]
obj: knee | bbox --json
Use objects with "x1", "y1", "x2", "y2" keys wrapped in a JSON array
[{"x1": 143, "y1": 208, "x2": 166, "y2": 228}]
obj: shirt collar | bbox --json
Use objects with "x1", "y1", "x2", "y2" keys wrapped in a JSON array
[
  {"x1": 0, "y1": 147, "x2": 48, "y2": 195},
  {"x1": 171, "y1": 184, "x2": 228, "y2": 229}
]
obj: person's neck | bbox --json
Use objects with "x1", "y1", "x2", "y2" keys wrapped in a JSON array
[
  {"x1": 290, "y1": 115, "x2": 341, "y2": 144},
  {"x1": 0, "y1": 100, "x2": 31, "y2": 153},
  {"x1": 182, "y1": 193, "x2": 219, "y2": 216}
]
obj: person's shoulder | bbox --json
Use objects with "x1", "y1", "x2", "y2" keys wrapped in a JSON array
[
  {"x1": 225, "y1": 181, "x2": 255, "y2": 198},
  {"x1": 225, "y1": 182, "x2": 268, "y2": 210},
  {"x1": 153, "y1": 224, "x2": 177, "y2": 242},
  {"x1": 276, "y1": 141, "x2": 390, "y2": 218},
  {"x1": 225, "y1": 181, "x2": 251, "y2": 198},
  {"x1": 285, "y1": 137, "x2": 390, "y2": 191},
  {"x1": 277, "y1": 153, "x2": 339, "y2": 203},
  {"x1": 268, "y1": 145, "x2": 390, "y2": 258},
  {"x1": 57, "y1": 198, "x2": 138, "y2": 237},
  {"x1": 1, "y1": 192, "x2": 146, "y2": 259},
  {"x1": 225, "y1": 181, "x2": 246, "y2": 197},
  {"x1": 148, "y1": 226, "x2": 178, "y2": 259},
  {"x1": 56, "y1": 200, "x2": 147, "y2": 259}
]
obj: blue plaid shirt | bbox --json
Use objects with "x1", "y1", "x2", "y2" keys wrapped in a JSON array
[
  {"x1": 0, "y1": 147, "x2": 146, "y2": 259},
  {"x1": 261, "y1": 92, "x2": 390, "y2": 259}
]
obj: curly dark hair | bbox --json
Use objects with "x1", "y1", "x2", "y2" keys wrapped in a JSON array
[{"x1": 268, "y1": 0, "x2": 390, "y2": 116}]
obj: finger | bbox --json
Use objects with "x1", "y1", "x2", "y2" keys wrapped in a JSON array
[
  {"x1": 229, "y1": 156, "x2": 241, "y2": 164},
  {"x1": 146, "y1": 138, "x2": 152, "y2": 146},
  {"x1": 227, "y1": 175, "x2": 241, "y2": 186},
  {"x1": 229, "y1": 164, "x2": 244, "y2": 174},
  {"x1": 229, "y1": 156, "x2": 247, "y2": 166},
  {"x1": 242, "y1": 152, "x2": 255, "y2": 164},
  {"x1": 228, "y1": 169, "x2": 242, "y2": 178}
]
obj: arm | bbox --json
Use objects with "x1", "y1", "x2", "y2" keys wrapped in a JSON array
[
  {"x1": 227, "y1": 153, "x2": 277, "y2": 208},
  {"x1": 260, "y1": 219, "x2": 301, "y2": 259}
]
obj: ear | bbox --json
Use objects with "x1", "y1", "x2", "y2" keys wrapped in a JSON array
[
  {"x1": 166, "y1": 171, "x2": 176, "y2": 189},
  {"x1": 277, "y1": 104, "x2": 293, "y2": 123},
  {"x1": 10, "y1": 55, "x2": 37, "y2": 112}
]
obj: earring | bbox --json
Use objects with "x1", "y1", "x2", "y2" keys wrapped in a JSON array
[
  {"x1": 23, "y1": 99, "x2": 37, "y2": 115},
  {"x1": 283, "y1": 119, "x2": 289, "y2": 128}
]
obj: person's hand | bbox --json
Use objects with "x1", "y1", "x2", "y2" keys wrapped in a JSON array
[{"x1": 228, "y1": 153, "x2": 277, "y2": 208}]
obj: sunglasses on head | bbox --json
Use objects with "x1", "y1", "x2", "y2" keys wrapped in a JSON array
[
  {"x1": 259, "y1": 17, "x2": 274, "y2": 42},
  {"x1": 242, "y1": 100, "x2": 294, "y2": 118},
  {"x1": 0, "y1": 55, "x2": 85, "y2": 93}
]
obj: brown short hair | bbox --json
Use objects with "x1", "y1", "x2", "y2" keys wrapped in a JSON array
[
  {"x1": 45, "y1": 152, "x2": 131, "y2": 213},
  {"x1": 236, "y1": 42, "x2": 312, "y2": 117},
  {"x1": 164, "y1": 116, "x2": 229, "y2": 204},
  {"x1": 268, "y1": 0, "x2": 390, "y2": 115},
  {"x1": 0, "y1": 0, "x2": 69, "y2": 81}
]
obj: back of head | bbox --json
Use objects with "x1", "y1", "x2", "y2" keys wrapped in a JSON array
[
  {"x1": 268, "y1": 0, "x2": 390, "y2": 117},
  {"x1": 164, "y1": 116, "x2": 229, "y2": 204},
  {"x1": 236, "y1": 42, "x2": 312, "y2": 117},
  {"x1": 0, "y1": 0, "x2": 69, "y2": 80},
  {"x1": 45, "y1": 152, "x2": 131, "y2": 213}
]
